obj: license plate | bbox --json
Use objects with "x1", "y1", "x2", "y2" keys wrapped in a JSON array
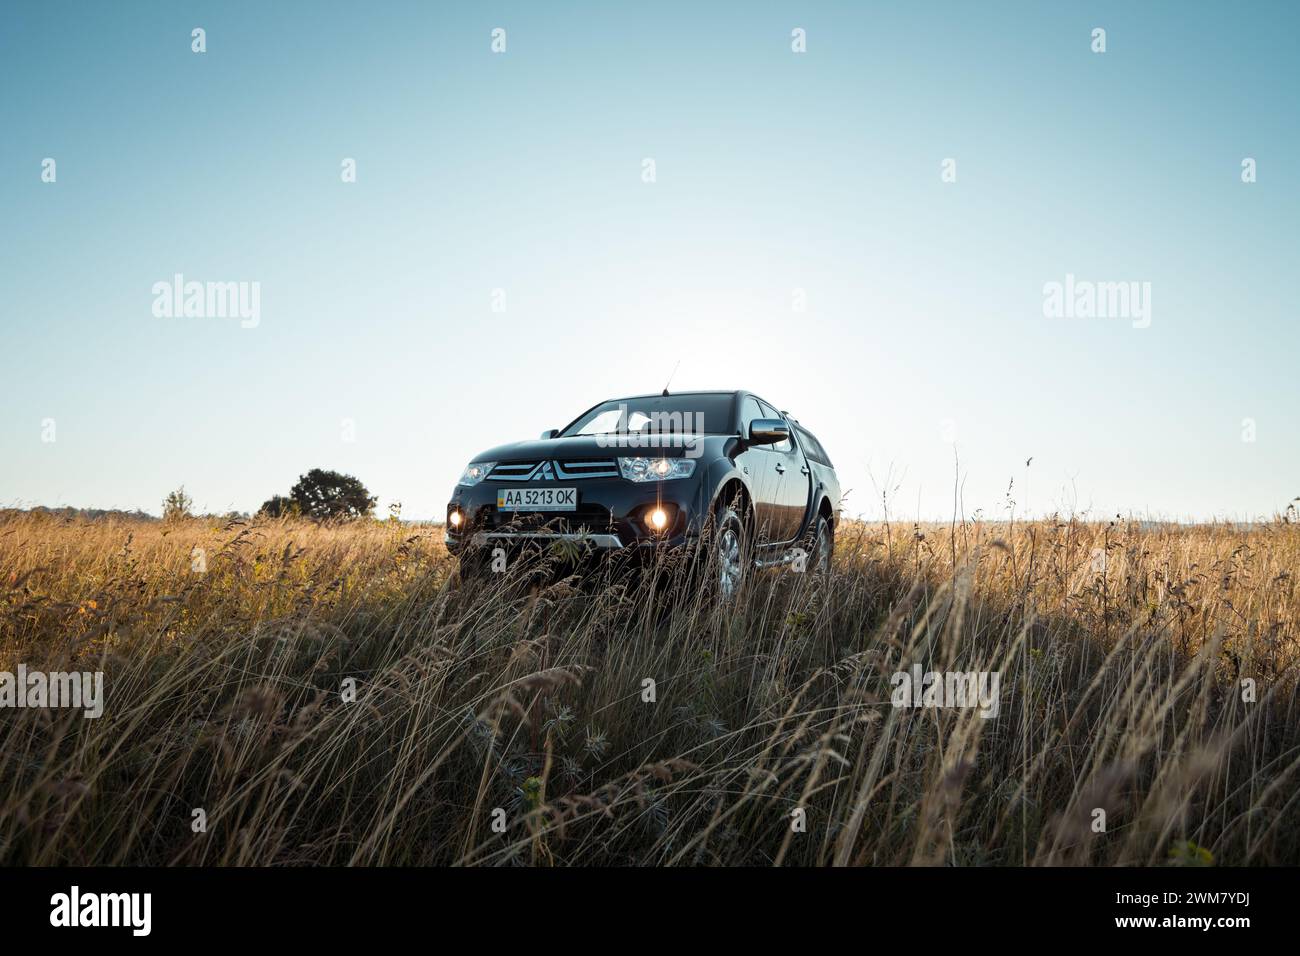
[{"x1": 496, "y1": 487, "x2": 578, "y2": 511}]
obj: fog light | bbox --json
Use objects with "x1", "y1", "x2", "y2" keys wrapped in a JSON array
[
  {"x1": 649, "y1": 508, "x2": 668, "y2": 531},
  {"x1": 449, "y1": 511, "x2": 462, "y2": 527}
]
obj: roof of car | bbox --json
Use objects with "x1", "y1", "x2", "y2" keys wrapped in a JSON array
[
  {"x1": 602, "y1": 389, "x2": 743, "y2": 402},
  {"x1": 597, "y1": 391, "x2": 799, "y2": 421}
]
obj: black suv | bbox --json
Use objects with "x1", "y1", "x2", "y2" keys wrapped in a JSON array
[{"x1": 445, "y1": 390, "x2": 840, "y2": 596}]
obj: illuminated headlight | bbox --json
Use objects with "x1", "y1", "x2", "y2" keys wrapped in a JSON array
[
  {"x1": 449, "y1": 510, "x2": 463, "y2": 527},
  {"x1": 457, "y1": 461, "x2": 496, "y2": 486},
  {"x1": 648, "y1": 508, "x2": 669, "y2": 530},
  {"x1": 618, "y1": 458, "x2": 696, "y2": 482}
]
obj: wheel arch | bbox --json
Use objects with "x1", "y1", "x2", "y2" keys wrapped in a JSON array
[
  {"x1": 710, "y1": 474, "x2": 754, "y2": 531},
  {"x1": 817, "y1": 493, "x2": 835, "y2": 527}
]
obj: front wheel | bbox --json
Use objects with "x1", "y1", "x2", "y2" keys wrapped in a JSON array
[
  {"x1": 711, "y1": 503, "x2": 749, "y2": 601},
  {"x1": 456, "y1": 551, "x2": 491, "y2": 585},
  {"x1": 803, "y1": 514, "x2": 834, "y2": 581}
]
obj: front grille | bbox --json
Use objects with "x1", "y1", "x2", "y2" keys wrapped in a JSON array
[
  {"x1": 488, "y1": 459, "x2": 620, "y2": 481},
  {"x1": 488, "y1": 462, "x2": 538, "y2": 481},
  {"x1": 556, "y1": 460, "x2": 619, "y2": 479}
]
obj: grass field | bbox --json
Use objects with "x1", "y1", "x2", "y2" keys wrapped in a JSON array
[{"x1": 1, "y1": 511, "x2": 1297, "y2": 866}]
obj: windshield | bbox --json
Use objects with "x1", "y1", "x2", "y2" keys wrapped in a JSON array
[{"x1": 561, "y1": 394, "x2": 736, "y2": 437}]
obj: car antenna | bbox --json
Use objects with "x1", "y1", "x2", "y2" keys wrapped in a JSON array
[{"x1": 662, "y1": 360, "x2": 679, "y2": 397}]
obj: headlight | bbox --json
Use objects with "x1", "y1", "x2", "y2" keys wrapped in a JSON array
[
  {"x1": 457, "y1": 461, "x2": 496, "y2": 486},
  {"x1": 618, "y1": 457, "x2": 696, "y2": 481}
]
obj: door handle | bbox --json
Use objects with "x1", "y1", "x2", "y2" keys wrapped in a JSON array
[{"x1": 774, "y1": 462, "x2": 785, "y2": 474}]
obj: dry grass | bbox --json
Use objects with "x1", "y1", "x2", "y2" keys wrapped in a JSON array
[{"x1": 1, "y1": 510, "x2": 1298, "y2": 866}]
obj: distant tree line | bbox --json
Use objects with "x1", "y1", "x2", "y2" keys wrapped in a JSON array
[
  {"x1": 0, "y1": 506, "x2": 162, "y2": 523},
  {"x1": 2, "y1": 469, "x2": 377, "y2": 526}
]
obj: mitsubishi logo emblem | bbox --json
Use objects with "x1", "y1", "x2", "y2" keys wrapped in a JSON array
[{"x1": 532, "y1": 461, "x2": 556, "y2": 481}]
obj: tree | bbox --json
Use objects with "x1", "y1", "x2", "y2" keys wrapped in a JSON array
[
  {"x1": 258, "y1": 495, "x2": 298, "y2": 519},
  {"x1": 288, "y1": 469, "x2": 376, "y2": 522},
  {"x1": 163, "y1": 485, "x2": 193, "y2": 522}
]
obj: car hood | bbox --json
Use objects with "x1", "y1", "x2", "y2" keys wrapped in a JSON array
[{"x1": 473, "y1": 434, "x2": 720, "y2": 463}]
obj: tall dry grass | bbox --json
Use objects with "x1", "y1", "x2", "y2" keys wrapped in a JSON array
[{"x1": 1, "y1": 510, "x2": 1297, "y2": 865}]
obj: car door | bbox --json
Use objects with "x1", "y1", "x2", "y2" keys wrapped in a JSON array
[
  {"x1": 757, "y1": 401, "x2": 810, "y2": 545},
  {"x1": 736, "y1": 396, "x2": 784, "y2": 547}
]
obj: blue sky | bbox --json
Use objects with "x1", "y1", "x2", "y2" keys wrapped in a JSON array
[{"x1": 2, "y1": 1, "x2": 1296, "y2": 521}]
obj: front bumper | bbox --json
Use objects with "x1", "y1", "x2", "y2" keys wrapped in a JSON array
[
  {"x1": 444, "y1": 478, "x2": 707, "y2": 556},
  {"x1": 468, "y1": 530, "x2": 626, "y2": 549}
]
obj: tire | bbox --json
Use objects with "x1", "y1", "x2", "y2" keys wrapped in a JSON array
[
  {"x1": 708, "y1": 499, "x2": 750, "y2": 602},
  {"x1": 803, "y1": 513, "x2": 834, "y2": 581},
  {"x1": 456, "y1": 550, "x2": 492, "y2": 585}
]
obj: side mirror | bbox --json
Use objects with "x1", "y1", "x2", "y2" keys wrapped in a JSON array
[
  {"x1": 748, "y1": 419, "x2": 789, "y2": 446},
  {"x1": 539, "y1": 429, "x2": 559, "y2": 440}
]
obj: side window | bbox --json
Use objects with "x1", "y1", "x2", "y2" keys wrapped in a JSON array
[
  {"x1": 795, "y1": 425, "x2": 830, "y2": 466},
  {"x1": 816, "y1": 435, "x2": 831, "y2": 466},
  {"x1": 757, "y1": 400, "x2": 792, "y2": 453}
]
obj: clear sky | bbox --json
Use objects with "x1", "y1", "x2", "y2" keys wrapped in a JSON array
[{"x1": 2, "y1": 1, "x2": 1296, "y2": 522}]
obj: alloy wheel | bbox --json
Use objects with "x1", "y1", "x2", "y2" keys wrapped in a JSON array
[{"x1": 717, "y1": 525, "x2": 743, "y2": 597}]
